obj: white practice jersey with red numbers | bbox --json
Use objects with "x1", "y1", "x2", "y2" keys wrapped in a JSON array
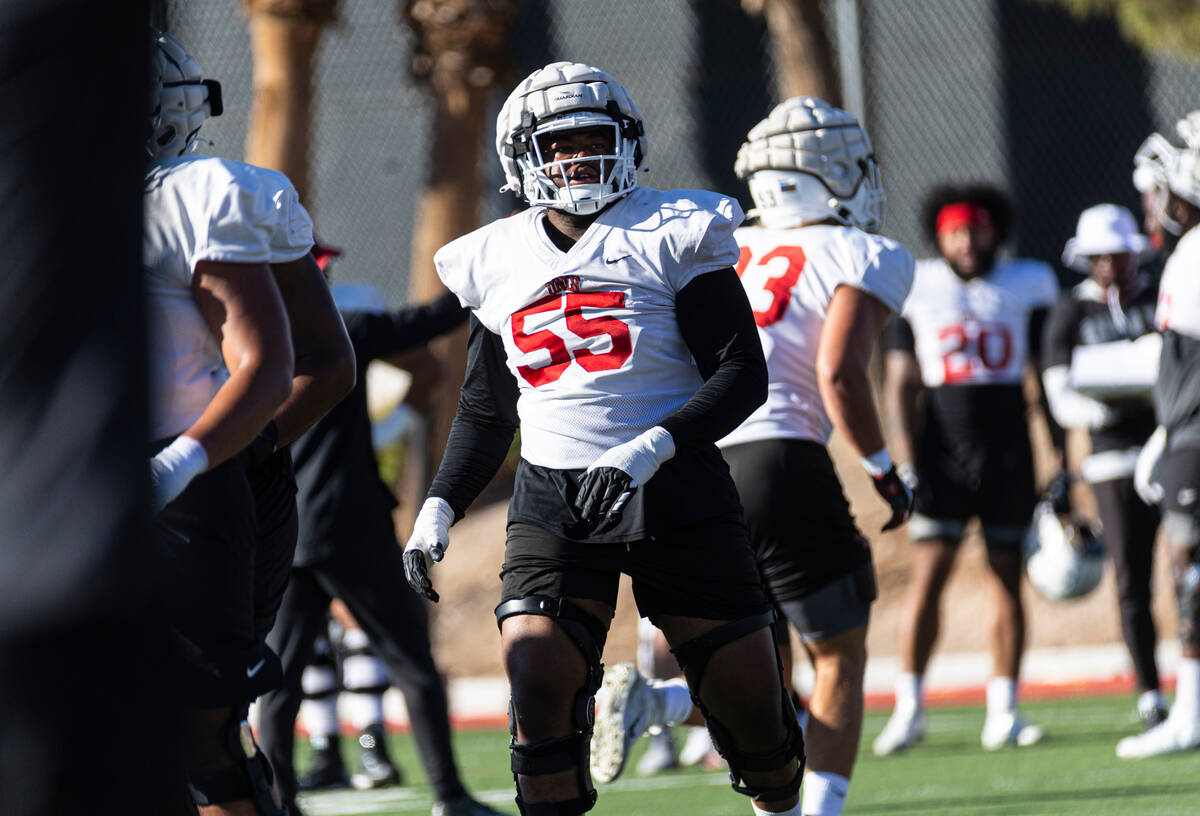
[
  {"x1": 718, "y1": 224, "x2": 914, "y2": 447},
  {"x1": 902, "y1": 257, "x2": 1058, "y2": 388},
  {"x1": 143, "y1": 154, "x2": 313, "y2": 440},
  {"x1": 435, "y1": 187, "x2": 743, "y2": 469},
  {"x1": 1156, "y1": 227, "x2": 1200, "y2": 341}
]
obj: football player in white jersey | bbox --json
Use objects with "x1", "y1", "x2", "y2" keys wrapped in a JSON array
[
  {"x1": 874, "y1": 184, "x2": 1061, "y2": 755},
  {"x1": 1120, "y1": 113, "x2": 1200, "y2": 758},
  {"x1": 145, "y1": 29, "x2": 353, "y2": 816},
  {"x1": 402, "y1": 62, "x2": 807, "y2": 816},
  {"x1": 588, "y1": 97, "x2": 916, "y2": 816}
]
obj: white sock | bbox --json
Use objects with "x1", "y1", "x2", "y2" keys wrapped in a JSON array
[
  {"x1": 650, "y1": 677, "x2": 695, "y2": 727},
  {"x1": 986, "y1": 676, "x2": 1017, "y2": 717},
  {"x1": 800, "y1": 771, "x2": 849, "y2": 816},
  {"x1": 1171, "y1": 657, "x2": 1200, "y2": 722},
  {"x1": 751, "y1": 799, "x2": 802, "y2": 816},
  {"x1": 895, "y1": 672, "x2": 923, "y2": 712},
  {"x1": 300, "y1": 696, "x2": 340, "y2": 743}
]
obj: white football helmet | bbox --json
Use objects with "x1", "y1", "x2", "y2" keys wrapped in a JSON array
[
  {"x1": 1133, "y1": 111, "x2": 1200, "y2": 235},
  {"x1": 1023, "y1": 500, "x2": 1106, "y2": 602},
  {"x1": 147, "y1": 29, "x2": 223, "y2": 160},
  {"x1": 735, "y1": 97, "x2": 885, "y2": 232},
  {"x1": 496, "y1": 61, "x2": 647, "y2": 215}
]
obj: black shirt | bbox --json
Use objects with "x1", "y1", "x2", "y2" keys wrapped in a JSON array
[{"x1": 291, "y1": 292, "x2": 467, "y2": 566}]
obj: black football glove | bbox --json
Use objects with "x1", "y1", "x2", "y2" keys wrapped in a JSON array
[
  {"x1": 873, "y1": 464, "x2": 915, "y2": 532},
  {"x1": 572, "y1": 427, "x2": 675, "y2": 526},
  {"x1": 574, "y1": 467, "x2": 636, "y2": 526}
]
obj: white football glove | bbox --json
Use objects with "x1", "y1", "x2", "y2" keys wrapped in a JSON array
[
  {"x1": 574, "y1": 426, "x2": 676, "y2": 525},
  {"x1": 149, "y1": 435, "x2": 208, "y2": 513},
  {"x1": 403, "y1": 497, "x2": 454, "y2": 602},
  {"x1": 1134, "y1": 425, "x2": 1167, "y2": 506}
]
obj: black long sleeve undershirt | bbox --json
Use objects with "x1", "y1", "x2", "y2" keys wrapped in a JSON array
[
  {"x1": 660, "y1": 266, "x2": 768, "y2": 447},
  {"x1": 427, "y1": 267, "x2": 767, "y2": 521}
]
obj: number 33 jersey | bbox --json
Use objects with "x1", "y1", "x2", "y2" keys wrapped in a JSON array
[
  {"x1": 434, "y1": 187, "x2": 743, "y2": 469},
  {"x1": 719, "y1": 224, "x2": 913, "y2": 447},
  {"x1": 901, "y1": 257, "x2": 1058, "y2": 388}
]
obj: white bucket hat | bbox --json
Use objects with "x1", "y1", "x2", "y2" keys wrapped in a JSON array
[{"x1": 1061, "y1": 203, "x2": 1150, "y2": 271}]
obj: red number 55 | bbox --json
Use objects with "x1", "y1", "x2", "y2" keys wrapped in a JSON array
[{"x1": 511, "y1": 291, "x2": 632, "y2": 387}]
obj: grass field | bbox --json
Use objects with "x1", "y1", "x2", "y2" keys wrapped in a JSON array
[{"x1": 296, "y1": 694, "x2": 1200, "y2": 816}]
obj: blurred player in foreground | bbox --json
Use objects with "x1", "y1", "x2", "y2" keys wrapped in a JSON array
[
  {"x1": 147, "y1": 28, "x2": 353, "y2": 816},
  {"x1": 591, "y1": 97, "x2": 915, "y2": 816},
  {"x1": 403, "y1": 61, "x2": 808, "y2": 815},
  {"x1": 1122, "y1": 111, "x2": 1200, "y2": 758},
  {"x1": 1040, "y1": 203, "x2": 1165, "y2": 732},
  {"x1": 874, "y1": 184, "x2": 1060, "y2": 755}
]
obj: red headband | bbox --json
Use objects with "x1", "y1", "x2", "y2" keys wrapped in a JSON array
[{"x1": 936, "y1": 202, "x2": 993, "y2": 234}]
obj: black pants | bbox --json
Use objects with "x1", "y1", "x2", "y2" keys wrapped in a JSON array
[
  {"x1": 257, "y1": 541, "x2": 464, "y2": 805},
  {"x1": 1091, "y1": 476, "x2": 1161, "y2": 692}
]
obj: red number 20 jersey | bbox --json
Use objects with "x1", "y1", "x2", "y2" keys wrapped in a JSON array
[
  {"x1": 719, "y1": 223, "x2": 914, "y2": 447},
  {"x1": 902, "y1": 257, "x2": 1058, "y2": 388}
]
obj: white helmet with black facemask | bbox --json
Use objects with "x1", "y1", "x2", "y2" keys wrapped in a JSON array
[{"x1": 496, "y1": 61, "x2": 647, "y2": 215}]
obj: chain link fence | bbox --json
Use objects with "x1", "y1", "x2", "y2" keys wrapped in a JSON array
[{"x1": 168, "y1": 0, "x2": 1198, "y2": 304}]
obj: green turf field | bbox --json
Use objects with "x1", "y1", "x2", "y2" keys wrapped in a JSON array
[{"x1": 295, "y1": 694, "x2": 1200, "y2": 815}]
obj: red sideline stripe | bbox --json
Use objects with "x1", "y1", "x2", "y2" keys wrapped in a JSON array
[{"x1": 291, "y1": 673, "x2": 1181, "y2": 736}]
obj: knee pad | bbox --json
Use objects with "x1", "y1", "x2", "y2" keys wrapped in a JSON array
[
  {"x1": 188, "y1": 706, "x2": 288, "y2": 815},
  {"x1": 496, "y1": 596, "x2": 607, "y2": 816},
  {"x1": 670, "y1": 611, "x2": 805, "y2": 801}
]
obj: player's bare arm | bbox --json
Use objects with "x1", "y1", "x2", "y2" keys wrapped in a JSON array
[
  {"x1": 187, "y1": 259, "x2": 294, "y2": 468},
  {"x1": 816, "y1": 285, "x2": 890, "y2": 458},
  {"x1": 883, "y1": 347, "x2": 922, "y2": 470},
  {"x1": 266, "y1": 252, "x2": 356, "y2": 446}
]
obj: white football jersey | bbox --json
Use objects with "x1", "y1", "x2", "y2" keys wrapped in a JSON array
[
  {"x1": 718, "y1": 224, "x2": 913, "y2": 447},
  {"x1": 902, "y1": 257, "x2": 1058, "y2": 387},
  {"x1": 435, "y1": 187, "x2": 743, "y2": 469},
  {"x1": 143, "y1": 155, "x2": 313, "y2": 440},
  {"x1": 1157, "y1": 227, "x2": 1200, "y2": 341}
]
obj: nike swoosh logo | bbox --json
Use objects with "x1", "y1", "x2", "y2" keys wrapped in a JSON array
[{"x1": 246, "y1": 658, "x2": 267, "y2": 678}]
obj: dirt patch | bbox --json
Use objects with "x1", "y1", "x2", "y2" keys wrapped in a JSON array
[{"x1": 421, "y1": 423, "x2": 1177, "y2": 679}]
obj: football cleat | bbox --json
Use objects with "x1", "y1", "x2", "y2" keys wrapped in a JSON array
[
  {"x1": 872, "y1": 701, "x2": 926, "y2": 756},
  {"x1": 635, "y1": 729, "x2": 679, "y2": 776},
  {"x1": 349, "y1": 724, "x2": 402, "y2": 790},
  {"x1": 980, "y1": 712, "x2": 1045, "y2": 750},
  {"x1": 590, "y1": 662, "x2": 662, "y2": 783},
  {"x1": 296, "y1": 745, "x2": 348, "y2": 791},
  {"x1": 1116, "y1": 714, "x2": 1200, "y2": 758},
  {"x1": 677, "y1": 726, "x2": 724, "y2": 770}
]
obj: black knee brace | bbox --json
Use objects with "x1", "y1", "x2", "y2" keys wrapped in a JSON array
[
  {"x1": 188, "y1": 705, "x2": 288, "y2": 816},
  {"x1": 670, "y1": 611, "x2": 805, "y2": 802},
  {"x1": 496, "y1": 596, "x2": 608, "y2": 816}
]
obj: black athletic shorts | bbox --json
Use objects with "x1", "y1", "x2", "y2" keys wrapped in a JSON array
[
  {"x1": 722, "y1": 438, "x2": 870, "y2": 601},
  {"x1": 911, "y1": 427, "x2": 1036, "y2": 546},
  {"x1": 153, "y1": 443, "x2": 281, "y2": 708},
  {"x1": 501, "y1": 513, "x2": 771, "y2": 623},
  {"x1": 246, "y1": 447, "x2": 299, "y2": 639}
]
